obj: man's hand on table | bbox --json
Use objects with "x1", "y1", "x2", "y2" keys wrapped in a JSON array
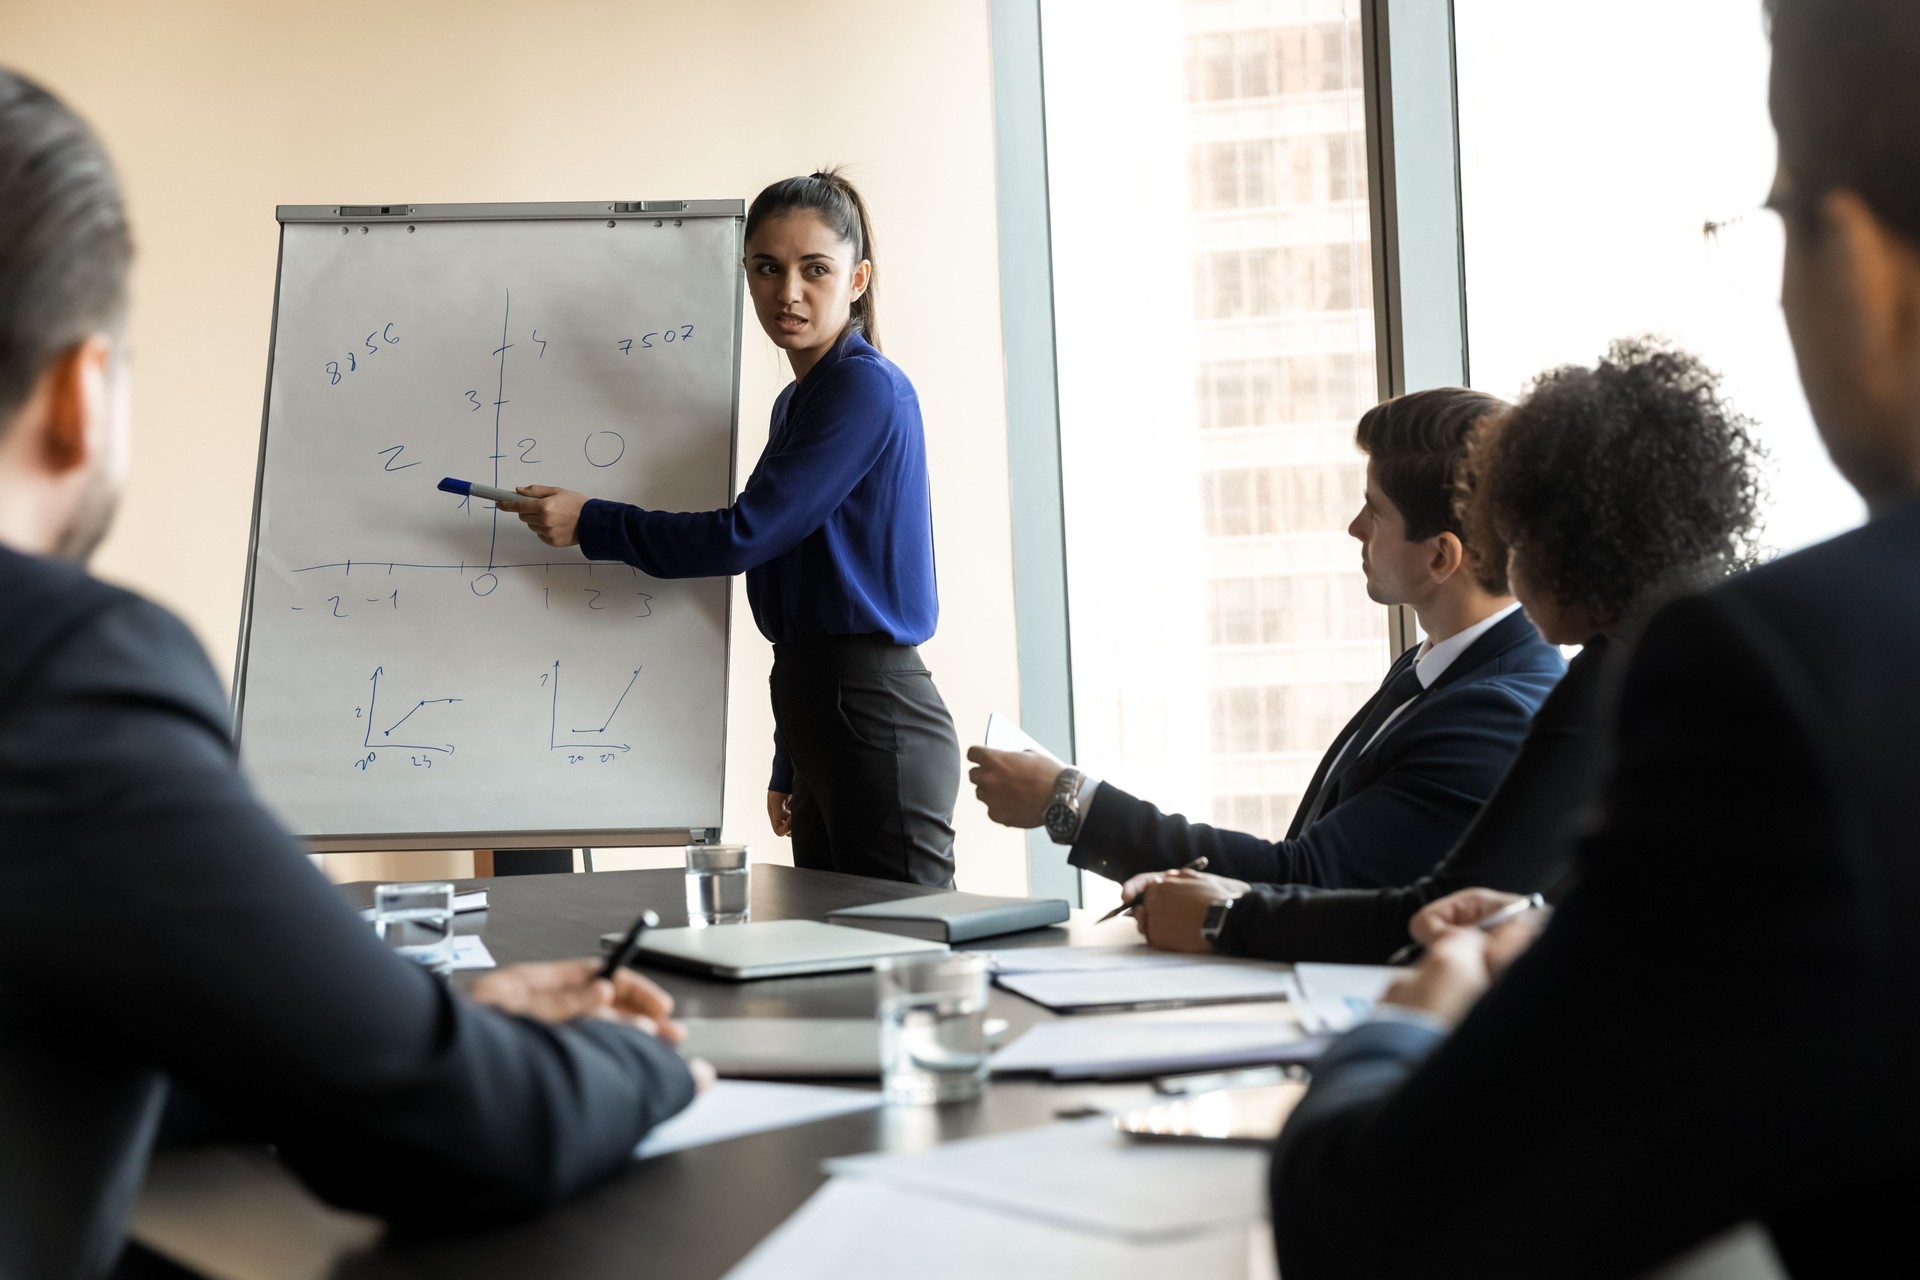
[
  {"x1": 470, "y1": 958, "x2": 685, "y2": 1042},
  {"x1": 1382, "y1": 888, "x2": 1548, "y2": 1029},
  {"x1": 1120, "y1": 869, "x2": 1251, "y2": 953},
  {"x1": 965, "y1": 746, "x2": 1062, "y2": 828}
]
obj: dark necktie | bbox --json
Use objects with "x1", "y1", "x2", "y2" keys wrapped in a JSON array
[{"x1": 1297, "y1": 655, "x2": 1426, "y2": 828}]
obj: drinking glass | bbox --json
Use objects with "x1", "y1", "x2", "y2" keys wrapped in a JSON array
[
  {"x1": 874, "y1": 953, "x2": 991, "y2": 1105},
  {"x1": 684, "y1": 844, "x2": 751, "y2": 926},
  {"x1": 372, "y1": 881, "x2": 456, "y2": 974}
]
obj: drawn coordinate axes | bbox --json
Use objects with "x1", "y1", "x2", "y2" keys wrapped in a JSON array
[
  {"x1": 363, "y1": 666, "x2": 460, "y2": 754},
  {"x1": 548, "y1": 661, "x2": 638, "y2": 752}
]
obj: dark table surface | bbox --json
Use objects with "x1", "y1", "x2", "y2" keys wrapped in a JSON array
[{"x1": 331, "y1": 864, "x2": 1180, "y2": 1280}]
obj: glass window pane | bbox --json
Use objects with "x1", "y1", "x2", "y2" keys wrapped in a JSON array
[
  {"x1": 1042, "y1": 0, "x2": 1388, "y2": 908},
  {"x1": 1455, "y1": 0, "x2": 1864, "y2": 553}
]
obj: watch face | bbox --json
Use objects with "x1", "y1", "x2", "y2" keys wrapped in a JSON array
[{"x1": 1043, "y1": 802, "x2": 1073, "y2": 839}]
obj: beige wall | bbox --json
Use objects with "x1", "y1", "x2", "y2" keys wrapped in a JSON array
[{"x1": 2, "y1": 0, "x2": 1031, "y2": 893}]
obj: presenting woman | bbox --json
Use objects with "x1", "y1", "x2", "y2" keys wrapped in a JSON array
[{"x1": 503, "y1": 170, "x2": 959, "y2": 887}]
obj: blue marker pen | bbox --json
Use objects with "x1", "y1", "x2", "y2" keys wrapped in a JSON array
[{"x1": 438, "y1": 477, "x2": 530, "y2": 505}]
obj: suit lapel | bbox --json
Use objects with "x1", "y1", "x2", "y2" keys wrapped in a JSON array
[{"x1": 1285, "y1": 645, "x2": 1420, "y2": 838}]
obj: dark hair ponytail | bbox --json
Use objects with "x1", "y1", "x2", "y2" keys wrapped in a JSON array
[{"x1": 745, "y1": 166, "x2": 879, "y2": 350}]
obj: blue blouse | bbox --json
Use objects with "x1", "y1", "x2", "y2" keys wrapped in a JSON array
[{"x1": 576, "y1": 331, "x2": 939, "y2": 791}]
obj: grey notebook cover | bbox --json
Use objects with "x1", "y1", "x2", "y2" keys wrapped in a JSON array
[
  {"x1": 677, "y1": 1017, "x2": 883, "y2": 1078},
  {"x1": 606, "y1": 919, "x2": 948, "y2": 980},
  {"x1": 827, "y1": 891, "x2": 1071, "y2": 943}
]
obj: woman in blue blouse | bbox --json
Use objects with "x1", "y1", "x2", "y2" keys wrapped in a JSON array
[{"x1": 503, "y1": 171, "x2": 959, "y2": 887}]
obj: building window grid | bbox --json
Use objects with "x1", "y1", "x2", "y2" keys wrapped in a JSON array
[
  {"x1": 1195, "y1": 351, "x2": 1376, "y2": 431},
  {"x1": 1208, "y1": 680, "x2": 1380, "y2": 755},
  {"x1": 1193, "y1": 243, "x2": 1371, "y2": 320},
  {"x1": 1205, "y1": 573, "x2": 1380, "y2": 647},
  {"x1": 1186, "y1": 9, "x2": 1377, "y2": 836},
  {"x1": 1184, "y1": 23, "x2": 1363, "y2": 103},
  {"x1": 1189, "y1": 136, "x2": 1366, "y2": 213},
  {"x1": 1200, "y1": 464, "x2": 1363, "y2": 540}
]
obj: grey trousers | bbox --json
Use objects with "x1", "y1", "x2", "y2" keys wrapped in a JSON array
[{"x1": 770, "y1": 635, "x2": 960, "y2": 887}]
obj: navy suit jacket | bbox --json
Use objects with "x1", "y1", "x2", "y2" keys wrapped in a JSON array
[
  {"x1": 1069, "y1": 608, "x2": 1564, "y2": 888},
  {"x1": 0, "y1": 547, "x2": 694, "y2": 1275},
  {"x1": 1270, "y1": 500, "x2": 1920, "y2": 1279},
  {"x1": 1216, "y1": 634, "x2": 1614, "y2": 961}
]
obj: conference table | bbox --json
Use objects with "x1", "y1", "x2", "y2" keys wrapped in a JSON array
[{"x1": 131, "y1": 863, "x2": 1292, "y2": 1280}]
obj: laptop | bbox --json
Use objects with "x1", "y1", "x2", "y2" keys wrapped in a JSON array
[{"x1": 601, "y1": 919, "x2": 949, "y2": 980}]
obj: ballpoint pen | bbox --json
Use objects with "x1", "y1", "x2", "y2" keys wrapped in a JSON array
[
  {"x1": 598, "y1": 908, "x2": 660, "y2": 979},
  {"x1": 1095, "y1": 856, "x2": 1210, "y2": 923},
  {"x1": 1387, "y1": 891, "x2": 1546, "y2": 966}
]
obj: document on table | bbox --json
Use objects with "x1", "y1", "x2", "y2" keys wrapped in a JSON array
[
  {"x1": 990, "y1": 1019, "x2": 1327, "y2": 1080},
  {"x1": 357, "y1": 889, "x2": 489, "y2": 921},
  {"x1": 722, "y1": 1176, "x2": 1257, "y2": 1280},
  {"x1": 983, "y1": 711, "x2": 1061, "y2": 761},
  {"x1": 826, "y1": 1114, "x2": 1268, "y2": 1242},
  {"x1": 636, "y1": 1080, "x2": 881, "y2": 1160},
  {"x1": 994, "y1": 962, "x2": 1301, "y2": 1012},
  {"x1": 966, "y1": 944, "x2": 1211, "y2": 974},
  {"x1": 445, "y1": 935, "x2": 496, "y2": 971},
  {"x1": 1291, "y1": 962, "x2": 1403, "y2": 1033}
]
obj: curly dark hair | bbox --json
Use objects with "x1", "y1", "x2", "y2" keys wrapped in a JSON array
[{"x1": 1459, "y1": 338, "x2": 1766, "y2": 628}]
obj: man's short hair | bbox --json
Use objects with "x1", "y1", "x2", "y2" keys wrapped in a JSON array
[
  {"x1": 1767, "y1": 0, "x2": 1920, "y2": 245},
  {"x1": 0, "y1": 69, "x2": 131, "y2": 428},
  {"x1": 1353, "y1": 387, "x2": 1511, "y2": 543}
]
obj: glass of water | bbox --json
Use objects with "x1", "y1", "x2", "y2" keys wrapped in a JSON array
[
  {"x1": 875, "y1": 953, "x2": 991, "y2": 1105},
  {"x1": 684, "y1": 844, "x2": 751, "y2": 927},
  {"x1": 373, "y1": 881, "x2": 455, "y2": 974}
]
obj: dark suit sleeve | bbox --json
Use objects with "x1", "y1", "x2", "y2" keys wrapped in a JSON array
[
  {"x1": 0, "y1": 598, "x2": 694, "y2": 1227},
  {"x1": 1069, "y1": 680, "x2": 1544, "y2": 889},
  {"x1": 1216, "y1": 657, "x2": 1599, "y2": 962},
  {"x1": 1267, "y1": 594, "x2": 1900, "y2": 1279}
]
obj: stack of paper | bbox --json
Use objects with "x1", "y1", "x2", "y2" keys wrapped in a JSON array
[
  {"x1": 723, "y1": 1117, "x2": 1270, "y2": 1280},
  {"x1": 990, "y1": 1019, "x2": 1328, "y2": 1080},
  {"x1": 722, "y1": 1178, "x2": 1256, "y2": 1280},
  {"x1": 635, "y1": 1081, "x2": 882, "y2": 1160},
  {"x1": 993, "y1": 963, "x2": 1301, "y2": 1013},
  {"x1": 1291, "y1": 962, "x2": 1403, "y2": 1034}
]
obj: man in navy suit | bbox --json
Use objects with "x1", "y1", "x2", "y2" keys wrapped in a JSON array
[
  {"x1": 0, "y1": 70, "x2": 697, "y2": 1279},
  {"x1": 969, "y1": 387, "x2": 1564, "y2": 891},
  {"x1": 1268, "y1": 3, "x2": 1920, "y2": 1276}
]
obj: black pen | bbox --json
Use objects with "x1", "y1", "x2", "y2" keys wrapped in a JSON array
[
  {"x1": 1095, "y1": 856, "x2": 1210, "y2": 924},
  {"x1": 598, "y1": 908, "x2": 660, "y2": 980},
  {"x1": 1388, "y1": 892, "x2": 1546, "y2": 966}
]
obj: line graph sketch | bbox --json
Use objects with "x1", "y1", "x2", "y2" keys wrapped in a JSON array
[
  {"x1": 359, "y1": 666, "x2": 461, "y2": 755},
  {"x1": 547, "y1": 661, "x2": 639, "y2": 753}
]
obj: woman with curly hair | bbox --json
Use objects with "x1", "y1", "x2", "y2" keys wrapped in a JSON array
[{"x1": 1128, "y1": 337, "x2": 1765, "y2": 961}]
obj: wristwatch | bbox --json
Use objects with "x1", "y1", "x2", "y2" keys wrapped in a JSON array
[
  {"x1": 1199, "y1": 897, "x2": 1236, "y2": 947},
  {"x1": 1042, "y1": 767, "x2": 1089, "y2": 844}
]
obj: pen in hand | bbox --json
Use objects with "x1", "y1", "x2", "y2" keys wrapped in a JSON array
[
  {"x1": 1388, "y1": 892, "x2": 1546, "y2": 966},
  {"x1": 598, "y1": 909, "x2": 660, "y2": 980},
  {"x1": 1095, "y1": 857, "x2": 1210, "y2": 923}
]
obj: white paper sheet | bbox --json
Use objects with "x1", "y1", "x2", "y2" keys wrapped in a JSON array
[
  {"x1": 636, "y1": 1080, "x2": 881, "y2": 1160},
  {"x1": 723, "y1": 1176, "x2": 1255, "y2": 1280},
  {"x1": 995, "y1": 963, "x2": 1301, "y2": 1012},
  {"x1": 991, "y1": 1018, "x2": 1324, "y2": 1079},
  {"x1": 1291, "y1": 962, "x2": 1403, "y2": 1033},
  {"x1": 983, "y1": 711, "x2": 1061, "y2": 761},
  {"x1": 357, "y1": 889, "x2": 489, "y2": 923},
  {"x1": 967, "y1": 944, "x2": 1211, "y2": 974},
  {"x1": 444, "y1": 935, "x2": 496, "y2": 971},
  {"x1": 826, "y1": 1115, "x2": 1268, "y2": 1242}
]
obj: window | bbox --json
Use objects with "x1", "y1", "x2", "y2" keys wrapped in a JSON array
[
  {"x1": 1455, "y1": 0, "x2": 1864, "y2": 554},
  {"x1": 1042, "y1": 0, "x2": 1385, "y2": 908}
]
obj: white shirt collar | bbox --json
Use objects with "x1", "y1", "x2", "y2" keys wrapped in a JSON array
[{"x1": 1412, "y1": 602, "x2": 1522, "y2": 689}]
